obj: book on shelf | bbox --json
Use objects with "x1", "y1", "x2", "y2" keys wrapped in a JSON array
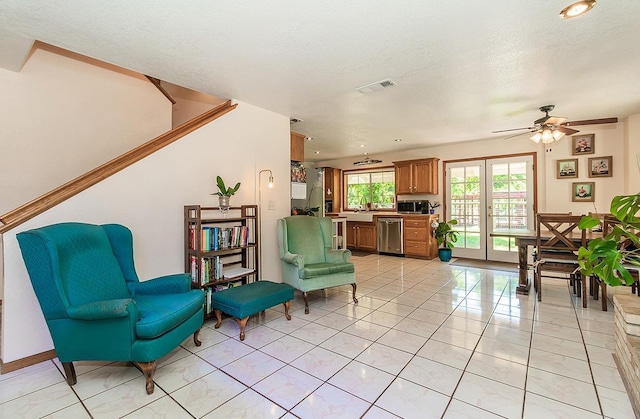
[
  {"x1": 223, "y1": 266, "x2": 254, "y2": 279},
  {"x1": 189, "y1": 225, "x2": 250, "y2": 251}
]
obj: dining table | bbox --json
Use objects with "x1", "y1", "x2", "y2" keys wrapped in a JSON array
[{"x1": 491, "y1": 229, "x2": 599, "y2": 295}]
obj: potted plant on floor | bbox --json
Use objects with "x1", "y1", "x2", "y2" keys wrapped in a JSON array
[
  {"x1": 434, "y1": 219, "x2": 459, "y2": 262},
  {"x1": 577, "y1": 193, "x2": 640, "y2": 286}
]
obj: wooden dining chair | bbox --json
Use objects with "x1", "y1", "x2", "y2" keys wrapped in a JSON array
[{"x1": 535, "y1": 214, "x2": 587, "y2": 307}]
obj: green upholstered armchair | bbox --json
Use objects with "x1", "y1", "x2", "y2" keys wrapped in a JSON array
[
  {"x1": 17, "y1": 222, "x2": 205, "y2": 395},
  {"x1": 277, "y1": 216, "x2": 357, "y2": 313}
]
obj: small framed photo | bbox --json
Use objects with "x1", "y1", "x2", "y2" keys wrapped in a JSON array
[
  {"x1": 572, "y1": 134, "x2": 595, "y2": 155},
  {"x1": 557, "y1": 159, "x2": 578, "y2": 178},
  {"x1": 572, "y1": 182, "x2": 595, "y2": 202},
  {"x1": 588, "y1": 156, "x2": 612, "y2": 178}
]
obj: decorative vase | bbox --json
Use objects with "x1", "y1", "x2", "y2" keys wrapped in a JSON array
[
  {"x1": 218, "y1": 195, "x2": 231, "y2": 218},
  {"x1": 429, "y1": 209, "x2": 435, "y2": 214},
  {"x1": 438, "y1": 248, "x2": 452, "y2": 262}
]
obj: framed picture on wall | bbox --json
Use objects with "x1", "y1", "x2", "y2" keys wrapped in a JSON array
[
  {"x1": 572, "y1": 134, "x2": 595, "y2": 155},
  {"x1": 588, "y1": 156, "x2": 612, "y2": 177},
  {"x1": 557, "y1": 159, "x2": 578, "y2": 178},
  {"x1": 572, "y1": 182, "x2": 595, "y2": 202}
]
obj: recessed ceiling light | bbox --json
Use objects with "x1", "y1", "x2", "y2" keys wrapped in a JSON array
[
  {"x1": 314, "y1": 151, "x2": 320, "y2": 154},
  {"x1": 305, "y1": 137, "x2": 314, "y2": 141},
  {"x1": 394, "y1": 139, "x2": 402, "y2": 142},
  {"x1": 360, "y1": 144, "x2": 365, "y2": 148},
  {"x1": 363, "y1": 152, "x2": 369, "y2": 155},
  {"x1": 290, "y1": 117, "x2": 303, "y2": 124},
  {"x1": 559, "y1": 0, "x2": 596, "y2": 18}
]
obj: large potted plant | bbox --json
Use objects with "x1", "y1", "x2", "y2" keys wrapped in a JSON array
[
  {"x1": 434, "y1": 219, "x2": 459, "y2": 262},
  {"x1": 578, "y1": 193, "x2": 640, "y2": 286}
]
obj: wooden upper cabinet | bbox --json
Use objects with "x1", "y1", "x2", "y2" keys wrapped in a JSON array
[
  {"x1": 290, "y1": 132, "x2": 305, "y2": 162},
  {"x1": 393, "y1": 157, "x2": 439, "y2": 195},
  {"x1": 324, "y1": 167, "x2": 342, "y2": 211}
]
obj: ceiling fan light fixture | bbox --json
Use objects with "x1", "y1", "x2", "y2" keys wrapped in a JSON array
[
  {"x1": 559, "y1": 0, "x2": 596, "y2": 19},
  {"x1": 542, "y1": 129, "x2": 555, "y2": 144},
  {"x1": 552, "y1": 130, "x2": 565, "y2": 141},
  {"x1": 531, "y1": 132, "x2": 542, "y2": 143}
]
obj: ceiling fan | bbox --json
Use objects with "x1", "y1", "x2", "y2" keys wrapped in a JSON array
[{"x1": 492, "y1": 105, "x2": 618, "y2": 144}]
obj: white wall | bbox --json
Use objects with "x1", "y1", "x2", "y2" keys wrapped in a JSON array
[
  {"x1": 0, "y1": 44, "x2": 171, "y2": 215},
  {"x1": 1, "y1": 100, "x2": 290, "y2": 363},
  {"x1": 317, "y1": 117, "x2": 638, "y2": 216}
]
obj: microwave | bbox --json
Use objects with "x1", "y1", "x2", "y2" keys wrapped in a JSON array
[{"x1": 397, "y1": 200, "x2": 430, "y2": 214}]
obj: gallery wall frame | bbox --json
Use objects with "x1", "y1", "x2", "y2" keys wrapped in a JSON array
[
  {"x1": 572, "y1": 182, "x2": 595, "y2": 202},
  {"x1": 557, "y1": 158, "x2": 578, "y2": 179},
  {"x1": 588, "y1": 156, "x2": 612, "y2": 178},
  {"x1": 572, "y1": 134, "x2": 595, "y2": 155}
]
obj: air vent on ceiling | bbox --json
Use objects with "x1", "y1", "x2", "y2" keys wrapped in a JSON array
[
  {"x1": 356, "y1": 79, "x2": 397, "y2": 94},
  {"x1": 290, "y1": 117, "x2": 303, "y2": 124}
]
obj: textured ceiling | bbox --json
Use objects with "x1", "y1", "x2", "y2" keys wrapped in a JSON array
[{"x1": 1, "y1": 1, "x2": 640, "y2": 162}]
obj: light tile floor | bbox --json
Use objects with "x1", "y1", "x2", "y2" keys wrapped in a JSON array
[{"x1": 0, "y1": 254, "x2": 636, "y2": 418}]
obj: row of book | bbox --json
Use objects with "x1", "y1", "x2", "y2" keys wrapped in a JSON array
[
  {"x1": 190, "y1": 256, "x2": 255, "y2": 286},
  {"x1": 203, "y1": 281, "x2": 242, "y2": 314},
  {"x1": 189, "y1": 225, "x2": 250, "y2": 251}
]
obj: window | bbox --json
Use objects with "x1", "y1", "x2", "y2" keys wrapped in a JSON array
[{"x1": 344, "y1": 169, "x2": 395, "y2": 210}]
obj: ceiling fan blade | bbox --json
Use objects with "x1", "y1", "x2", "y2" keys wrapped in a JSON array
[
  {"x1": 556, "y1": 126, "x2": 579, "y2": 136},
  {"x1": 545, "y1": 116, "x2": 568, "y2": 126},
  {"x1": 563, "y1": 117, "x2": 618, "y2": 127},
  {"x1": 492, "y1": 126, "x2": 535, "y2": 133},
  {"x1": 502, "y1": 130, "x2": 535, "y2": 141}
]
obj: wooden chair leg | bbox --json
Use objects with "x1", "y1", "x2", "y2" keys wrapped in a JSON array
[
  {"x1": 136, "y1": 361, "x2": 157, "y2": 395},
  {"x1": 213, "y1": 309, "x2": 223, "y2": 329},
  {"x1": 303, "y1": 292, "x2": 310, "y2": 314},
  {"x1": 600, "y1": 281, "x2": 608, "y2": 311},
  {"x1": 535, "y1": 268, "x2": 542, "y2": 302},
  {"x1": 283, "y1": 301, "x2": 292, "y2": 320},
  {"x1": 62, "y1": 362, "x2": 77, "y2": 386},
  {"x1": 581, "y1": 274, "x2": 587, "y2": 308},
  {"x1": 351, "y1": 283, "x2": 358, "y2": 304},
  {"x1": 236, "y1": 317, "x2": 249, "y2": 341},
  {"x1": 193, "y1": 328, "x2": 202, "y2": 346}
]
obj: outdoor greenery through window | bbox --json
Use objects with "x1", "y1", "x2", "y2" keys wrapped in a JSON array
[{"x1": 344, "y1": 169, "x2": 395, "y2": 210}]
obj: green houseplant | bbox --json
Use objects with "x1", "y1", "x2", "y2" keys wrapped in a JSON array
[
  {"x1": 213, "y1": 176, "x2": 241, "y2": 197},
  {"x1": 577, "y1": 193, "x2": 640, "y2": 286},
  {"x1": 212, "y1": 176, "x2": 241, "y2": 216},
  {"x1": 434, "y1": 219, "x2": 459, "y2": 262}
]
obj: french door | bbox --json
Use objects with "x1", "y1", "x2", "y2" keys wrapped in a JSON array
[{"x1": 446, "y1": 155, "x2": 534, "y2": 262}]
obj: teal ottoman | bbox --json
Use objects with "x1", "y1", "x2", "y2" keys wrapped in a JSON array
[{"x1": 211, "y1": 280, "x2": 294, "y2": 340}]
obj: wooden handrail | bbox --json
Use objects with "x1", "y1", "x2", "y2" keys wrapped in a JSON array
[
  {"x1": 0, "y1": 100, "x2": 237, "y2": 233},
  {"x1": 145, "y1": 76, "x2": 177, "y2": 104}
]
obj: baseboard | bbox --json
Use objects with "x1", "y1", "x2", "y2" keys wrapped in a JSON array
[{"x1": 0, "y1": 349, "x2": 57, "y2": 374}]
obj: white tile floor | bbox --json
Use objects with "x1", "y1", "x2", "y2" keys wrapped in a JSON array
[{"x1": 0, "y1": 254, "x2": 636, "y2": 418}]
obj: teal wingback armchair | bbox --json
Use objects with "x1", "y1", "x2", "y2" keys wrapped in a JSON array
[
  {"x1": 277, "y1": 216, "x2": 357, "y2": 313},
  {"x1": 17, "y1": 222, "x2": 205, "y2": 395}
]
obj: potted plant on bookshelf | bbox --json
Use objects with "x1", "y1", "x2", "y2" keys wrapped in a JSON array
[
  {"x1": 433, "y1": 219, "x2": 458, "y2": 262},
  {"x1": 213, "y1": 176, "x2": 241, "y2": 217}
]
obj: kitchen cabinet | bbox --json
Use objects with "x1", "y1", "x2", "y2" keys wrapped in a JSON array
[
  {"x1": 346, "y1": 221, "x2": 376, "y2": 251},
  {"x1": 291, "y1": 131, "x2": 305, "y2": 162},
  {"x1": 393, "y1": 158, "x2": 439, "y2": 195},
  {"x1": 324, "y1": 167, "x2": 342, "y2": 212},
  {"x1": 403, "y1": 215, "x2": 439, "y2": 259}
]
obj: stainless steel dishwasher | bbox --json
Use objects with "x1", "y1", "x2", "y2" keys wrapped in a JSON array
[{"x1": 377, "y1": 218, "x2": 403, "y2": 255}]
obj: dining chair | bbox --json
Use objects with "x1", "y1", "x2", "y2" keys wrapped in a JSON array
[{"x1": 535, "y1": 214, "x2": 587, "y2": 307}]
